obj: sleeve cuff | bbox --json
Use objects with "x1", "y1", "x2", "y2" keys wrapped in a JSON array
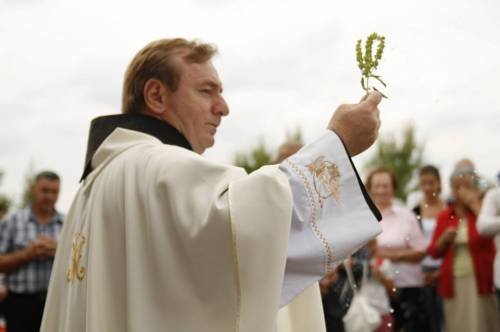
[{"x1": 278, "y1": 130, "x2": 382, "y2": 306}]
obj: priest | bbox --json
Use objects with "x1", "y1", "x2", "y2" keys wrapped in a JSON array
[{"x1": 41, "y1": 38, "x2": 383, "y2": 332}]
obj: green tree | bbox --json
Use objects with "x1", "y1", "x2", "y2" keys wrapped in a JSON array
[
  {"x1": 0, "y1": 195, "x2": 11, "y2": 213},
  {"x1": 20, "y1": 162, "x2": 36, "y2": 208},
  {"x1": 234, "y1": 128, "x2": 304, "y2": 173},
  {"x1": 234, "y1": 139, "x2": 273, "y2": 174},
  {"x1": 364, "y1": 124, "x2": 424, "y2": 202},
  {"x1": 0, "y1": 170, "x2": 12, "y2": 215}
]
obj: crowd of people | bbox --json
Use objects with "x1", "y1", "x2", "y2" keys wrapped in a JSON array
[
  {"x1": 0, "y1": 150, "x2": 500, "y2": 332},
  {"x1": 320, "y1": 160, "x2": 500, "y2": 332},
  {"x1": 0, "y1": 153, "x2": 498, "y2": 332},
  {"x1": 0, "y1": 152, "x2": 499, "y2": 332}
]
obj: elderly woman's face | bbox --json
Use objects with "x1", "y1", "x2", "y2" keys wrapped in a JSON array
[
  {"x1": 370, "y1": 172, "x2": 394, "y2": 208},
  {"x1": 451, "y1": 174, "x2": 475, "y2": 204}
]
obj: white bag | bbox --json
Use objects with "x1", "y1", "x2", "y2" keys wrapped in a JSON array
[{"x1": 342, "y1": 260, "x2": 382, "y2": 332}]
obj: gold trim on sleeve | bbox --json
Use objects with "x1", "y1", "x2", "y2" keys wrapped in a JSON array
[
  {"x1": 66, "y1": 232, "x2": 86, "y2": 283},
  {"x1": 285, "y1": 159, "x2": 334, "y2": 273}
]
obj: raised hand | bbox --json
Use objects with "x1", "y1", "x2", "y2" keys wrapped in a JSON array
[{"x1": 328, "y1": 91, "x2": 382, "y2": 156}]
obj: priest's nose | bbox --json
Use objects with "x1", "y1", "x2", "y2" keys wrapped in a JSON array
[{"x1": 214, "y1": 96, "x2": 229, "y2": 116}]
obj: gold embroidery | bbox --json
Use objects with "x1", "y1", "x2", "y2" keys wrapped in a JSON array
[
  {"x1": 306, "y1": 156, "x2": 341, "y2": 208},
  {"x1": 66, "y1": 233, "x2": 86, "y2": 283},
  {"x1": 285, "y1": 159, "x2": 334, "y2": 273}
]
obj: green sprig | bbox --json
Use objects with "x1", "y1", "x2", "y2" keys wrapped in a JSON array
[{"x1": 356, "y1": 32, "x2": 387, "y2": 98}]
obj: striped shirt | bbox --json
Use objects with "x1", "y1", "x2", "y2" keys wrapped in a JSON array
[{"x1": 0, "y1": 207, "x2": 63, "y2": 293}]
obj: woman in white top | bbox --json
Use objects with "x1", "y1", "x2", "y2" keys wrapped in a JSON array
[
  {"x1": 412, "y1": 165, "x2": 446, "y2": 332},
  {"x1": 477, "y1": 186, "x2": 500, "y2": 308}
]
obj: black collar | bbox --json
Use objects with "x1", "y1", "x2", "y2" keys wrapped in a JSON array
[{"x1": 80, "y1": 114, "x2": 192, "y2": 181}]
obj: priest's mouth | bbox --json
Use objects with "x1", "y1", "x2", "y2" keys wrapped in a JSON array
[{"x1": 208, "y1": 123, "x2": 219, "y2": 134}]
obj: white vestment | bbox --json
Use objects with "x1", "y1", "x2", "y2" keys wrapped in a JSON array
[{"x1": 41, "y1": 127, "x2": 380, "y2": 332}]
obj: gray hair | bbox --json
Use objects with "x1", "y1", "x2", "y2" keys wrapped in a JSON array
[{"x1": 449, "y1": 166, "x2": 479, "y2": 188}]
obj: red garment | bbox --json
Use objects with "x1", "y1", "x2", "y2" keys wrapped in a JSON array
[
  {"x1": 428, "y1": 205, "x2": 495, "y2": 298},
  {"x1": 375, "y1": 314, "x2": 394, "y2": 332}
]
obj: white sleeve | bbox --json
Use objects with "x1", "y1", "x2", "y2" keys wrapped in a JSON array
[
  {"x1": 278, "y1": 130, "x2": 382, "y2": 307},
  {"x1": 477, "y1": 188, "x2": 500, "y2": 236}
]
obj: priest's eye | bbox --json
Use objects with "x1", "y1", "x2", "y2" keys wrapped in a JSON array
[{"x1": 199, "y1": 89, "x2": 212, "y2": 95}]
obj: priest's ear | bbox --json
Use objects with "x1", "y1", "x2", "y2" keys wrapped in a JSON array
[{"x1": 143, "y1": 78, "x2": 171, "y2": 116}]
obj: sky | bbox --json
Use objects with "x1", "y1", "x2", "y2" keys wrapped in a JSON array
[{"x1": 1, "y1": 0, "x2": 499, "y2": 212}]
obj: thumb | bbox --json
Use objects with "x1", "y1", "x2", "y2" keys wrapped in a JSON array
[{"x1": 360, "y1": 91, "x2": 382, "y2": 107}]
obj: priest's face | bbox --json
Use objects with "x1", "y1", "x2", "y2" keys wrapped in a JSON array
[{"x1": 164, "y1": 56, "x2": 229, "y2": 154}]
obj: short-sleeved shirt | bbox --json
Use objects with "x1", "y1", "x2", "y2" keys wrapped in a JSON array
[
  {"x1": 0, "y1": 207, "x2": 63, "y2": 293},
  {"x1": 376, "y1": 204, "x2": 427, "y2": 288},
  {"x1": 477, "y1": 187, "x2": 500, "y2": 288}
]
